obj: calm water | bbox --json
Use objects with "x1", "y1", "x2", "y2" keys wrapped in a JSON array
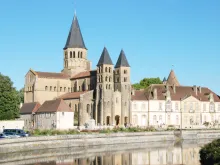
[{"x1": 0, "y1": 139, "x2": 213, "y2": 165}]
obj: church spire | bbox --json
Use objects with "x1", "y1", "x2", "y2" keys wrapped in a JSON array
[
  {"x1": 115, "y1": 49, "x2": 130, "y2": 68},
  {"x1": 97, "y1": 47, "x2": 113, "y2": 66},
  {"x1": 64, "y1": 14, "x2": 86, "y2": 50},
  {"x1": 167, "y1": 69, "x2": 180, "y2": 86}
]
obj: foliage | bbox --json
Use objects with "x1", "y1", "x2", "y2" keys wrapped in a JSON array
[
  {"x1": 0, "y1": 73, "x2": 20, "y2": 120},
  {"x1": 132, "y1": 77, "x2": 162, "y2": 90},
  {"x1": 200, "y1": 139, "x2": 220, "y2": 165},
  {"x1": 204, "y1": 122, "x2": 210, "y2": 128},
  {"x1": 31, "y1": 129, "x2": 80, "y2": 136},
  {"x1": 99, "y1": 126, "x2": 156, "y2": 133}
]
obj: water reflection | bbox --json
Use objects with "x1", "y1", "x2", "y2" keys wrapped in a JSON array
[{"x1": 0, "y1": 140, "x2": 212, "y2": 165}]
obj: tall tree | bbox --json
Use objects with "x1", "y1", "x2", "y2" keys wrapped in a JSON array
[
  {"x1": 18, "y1": 88, "x2": 24, "y2": 103},
  {"x1": 132, "y1": 77, "x2": 162, "y2": 90},
  {"x1": 0, "y1": 73, "x2": 20, "y2": 120}
]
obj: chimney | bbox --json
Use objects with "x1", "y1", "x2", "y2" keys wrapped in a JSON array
[
  {"x1": 173, "y1": 84, "x2": 176, "y2": 94},
  {"x1": 153, "y1": 88, "x2": 157, "y2": 100},
  {"x1": 193, "y1": 85, "x2": 197, "y2": 96},
  {"x1": 199, "y1": 86, "x2": 202, "y2": 93}
]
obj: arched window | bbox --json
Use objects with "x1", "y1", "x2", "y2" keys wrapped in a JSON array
[
  {"x1": 105, "y1": 67, "x2": 108, "y2": 72},
  {"x1": 45, "y1": 86, "x2": 48, "y2": 91},
  {"x1": 106, "y1": 84, "x2": 108, "y2": 89},
  {"x1": 73, "y1": 51, "x2": 75, "y2": 58},
  {"x1": 54, "y1": 86, "x2": 56, "y2": 91},
  {"x1": 65, "y1": 52, "x2": 68, "y2": 59},
  {"x1": 66, "y1": 61, "x2": 68, "y2": 67},
  {"x1": 124, "y1": 70, "x2": 127, "y2": 74},
  {"x1": 109, "y1": 67, "x2": 111, "y2": 73},
  {"x1": 80, "y1": 52, "x2": 83, "y2": 58},
  {"x1": 69, "y1": 103, "x2": 71, "y2": 108},
  {"x1": 75, "y1": 104, "x2": 78, "y2": 112},
  {"x1": 109, "y1": 77, "x2": 111, "y2": 82},
  {"x1": 70, "y1": 52, "x2": 72, "y2": 58},
  {"x1": 105, "y1": 76, "x2": 108, "y2": 82},
  {"x1": 101, "y1": 75, "x2": 103, "y2": 82},
  {"x1": 124, "y1": 77, "x2": 127, "y2": 82},
  {"x1": 78, "y1": 52, "x2": 80, "y2": 58},
  {"x1": 87, "y1": 104, "x2": 90, "y2": 114},
  {"x1": 79, "y1": 86, "x2": 81, "y2": 91},
  {"x1": 109, "y1": 84, "x2": 111, "y2": 89},
  {"x1": 50, "y1": 86, "x2": 52, "y2": 91},
  {"x1": 60, "y1": 87, "x2": 62, "y2": 92},
  {"x1": 64, "y1": 87, "x2": 66, "y2": 92}
]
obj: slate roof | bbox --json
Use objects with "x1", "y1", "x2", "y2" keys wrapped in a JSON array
[
  {"x1": 36, "y1": 99, "x2": 73, "y2": 113},
  {"x1": 71, "y1": 70, "x2": 97, "y2": 80},
  {"x1": 97, "y1": 47, "x2": 113, "y2": 66},
  {"x1": 64, "y1": 15, "x2": 86, "y2": 49},
  {"x1": 144, "y1": 84, "x2": 220, "y2": 102},
  {"x1": 163, "y1": 77, "x2": 167, "y2": 82},
  {"x1": 20, "y1": 102, "x2": 41, "y2": 114},
  {"x1": 35, "y1": 71, "x2": 69, "y2": 79},
  {"x1": 58, "y1": 91, "x2": 89, "y2": 100},
  {"x1": 167, "y1": 70, "x2": 180, "y2": 86},
  {"x1": 115, "y1": 49, "x2": 130, "y2": 68}
]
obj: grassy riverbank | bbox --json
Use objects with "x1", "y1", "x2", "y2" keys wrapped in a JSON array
[{"x1": 30, "y1": 126, "x2": 157, "y2": 136}]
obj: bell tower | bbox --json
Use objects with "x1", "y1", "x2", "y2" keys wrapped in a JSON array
[{"x1": 62, "y1": 14, "x2": 91, "y2": 76}]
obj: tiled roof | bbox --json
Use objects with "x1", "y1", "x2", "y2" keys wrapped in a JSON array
[
  {"x1": 35, "y1": 71, "x2": 69, "y2": 79},
  {"x1": 131, "y1": 90, "x2": 147, "y2": 101},
  {"x1": 64, "y1": 15, "x2": 86, "y2": 49},
  {"x1": 36, "y1": 99, "x2": 73, "y2": 113},
  {"x1": 115, "y1": 49, "x2": 130, "y2": 68},
  {"x1": 145, "y1": 84, "x2": 220, "y2": 102},
  {"x1": 20, "y1": 102, "x2": 41, "y2": 114},
  {"x1": 71, "y1": 70, "x2": 96, "y2": 79},
  {"x1": 58, "y1": 91, "x2": 89, "y2": 100},
  {"x1": 97, "y1": 47, "x2": 113, "y2": 66}
]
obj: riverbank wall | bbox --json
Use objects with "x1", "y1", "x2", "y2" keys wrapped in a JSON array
[{"x1": 0, "y1": 130, "x2": 220, "y2": 154}]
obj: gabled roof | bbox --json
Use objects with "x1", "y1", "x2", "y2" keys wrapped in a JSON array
[
  {"x1": 97, "y1": 47, "x2": 113, "y2": 66},
  {"x1": 20, "y1": 102, "x2": 41, "y2": 114},
  {"x1": 35, "y1": 71, "x2": 69, "y2": 79},
  {"x1": 115, "y1": 49, "x2": 130, "y2": 68},
  {"x1": 64, "y1": 14, "x2": 86, "y2": 49},
  {"x1": 167, "y1": 70, "x2": 180, "y2": 86},
  {"x1": 36, "y1": 99, "x2": 73, "y2": 113},
  {"x1": 71, "y1": 70, "x2": 96, "y2": 80},
  {"x1": 58, "y1": 91, "x2": 88, "y2": 100}
]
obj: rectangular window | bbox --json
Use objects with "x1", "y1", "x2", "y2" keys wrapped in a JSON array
[
  {"x1": 203, "y1": 103, "x2": 206, "y2": 112},
  {"x1": 218, "y1": 104, "x2": 220, "y2": 111},
  {"x1": 159, "y1": 103, "x2": 162, "y2": 110},
  {"x1": 62, "y1": 112, "x2": 65, "y2": 116},
  {"x1": 50, "y1": 86, "x2": 52, "y2": 91},
  {"x1": 175, "y1": 103, "x2": 178, "y2": 111}
]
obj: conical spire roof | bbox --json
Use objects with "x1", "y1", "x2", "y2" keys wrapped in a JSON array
[
  {"x1": 163, "y1": 77, "x2": 167, "y2": 82},
  {"x1": 115, "y1": 49, "x2": 130, "y2": 68},
  {"x1": 97, "y1": 47, "x2": 113, "y2": 66},
  {"x1": 64, "y1": 14, "x2": 86, "y2": 49},
  {"x1": 167, "y1": 70, "x2": 180, "y2": 86}
]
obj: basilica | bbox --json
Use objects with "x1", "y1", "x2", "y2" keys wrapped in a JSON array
[{"x1": 23, "y1": 13, "x2": 131, "y2": 128}]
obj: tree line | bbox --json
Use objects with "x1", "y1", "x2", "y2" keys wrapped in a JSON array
[
  {"x1": 132, "y1": 77, "x2": 162, "y2": 90},
  {"x1": 0, "y1": 73, "x2": 23, "y2": 120}
]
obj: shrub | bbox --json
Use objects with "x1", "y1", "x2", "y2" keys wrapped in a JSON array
[{"x1": 200, "y1": 139, "x2": 220, "y2": 165}]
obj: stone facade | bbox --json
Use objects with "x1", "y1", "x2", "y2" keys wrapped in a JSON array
[{"x1": 24, "y1": 14, "x2": 131, "y2": 127}]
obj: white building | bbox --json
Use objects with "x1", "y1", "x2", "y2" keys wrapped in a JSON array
[{"x1": 131, "y1": 70, "x2": 220, "y2": 129}]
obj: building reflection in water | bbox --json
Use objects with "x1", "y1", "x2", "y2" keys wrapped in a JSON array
[{"x1": 29, "y1": 143, "x2": 201, "y2": 165}]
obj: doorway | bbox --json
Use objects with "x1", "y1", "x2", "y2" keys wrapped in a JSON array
[
  {"x1": 115, "y1": 115, "x2": 120, "y2": 125},
  {"x1": 107, "y1": 116, "x2": 110, "y2": 125}
]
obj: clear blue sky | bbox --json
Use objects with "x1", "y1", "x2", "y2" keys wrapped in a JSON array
[{"x1": 0, "y1": 0, "x2": 220, "y2": 94}]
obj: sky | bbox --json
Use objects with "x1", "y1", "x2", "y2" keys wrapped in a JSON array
[{"x1": 0, "y1": 0, "x2": 220, "y2": 94}]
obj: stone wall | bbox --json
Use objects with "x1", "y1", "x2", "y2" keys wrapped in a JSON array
[{"x1": 1, "y1": 130, "x2": 220, "y2": 154}]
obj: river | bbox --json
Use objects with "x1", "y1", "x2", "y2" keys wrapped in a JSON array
[{"x1": 0, "y1": 139, "x2": 213, "y2": 165}]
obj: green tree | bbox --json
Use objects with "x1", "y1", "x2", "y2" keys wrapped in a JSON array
[
  {"x1": 132, "y1": 77, "x2": 162, "y2": 90},
  {"x1": 0, "y1": 73, "x2": 20, "y2": 120}
]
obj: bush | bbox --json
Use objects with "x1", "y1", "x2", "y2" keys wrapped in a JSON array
[
  {"x1": 30, "y1": 129, "x2": 79, "y2": 136},
  {"x1": 200, "y1": 139, "x2": 220, "y2": 165}
]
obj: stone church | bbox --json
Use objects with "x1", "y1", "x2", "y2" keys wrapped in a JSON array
[{"x1": 24, "y1": 14, "x2": 131, "y2": 127}]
